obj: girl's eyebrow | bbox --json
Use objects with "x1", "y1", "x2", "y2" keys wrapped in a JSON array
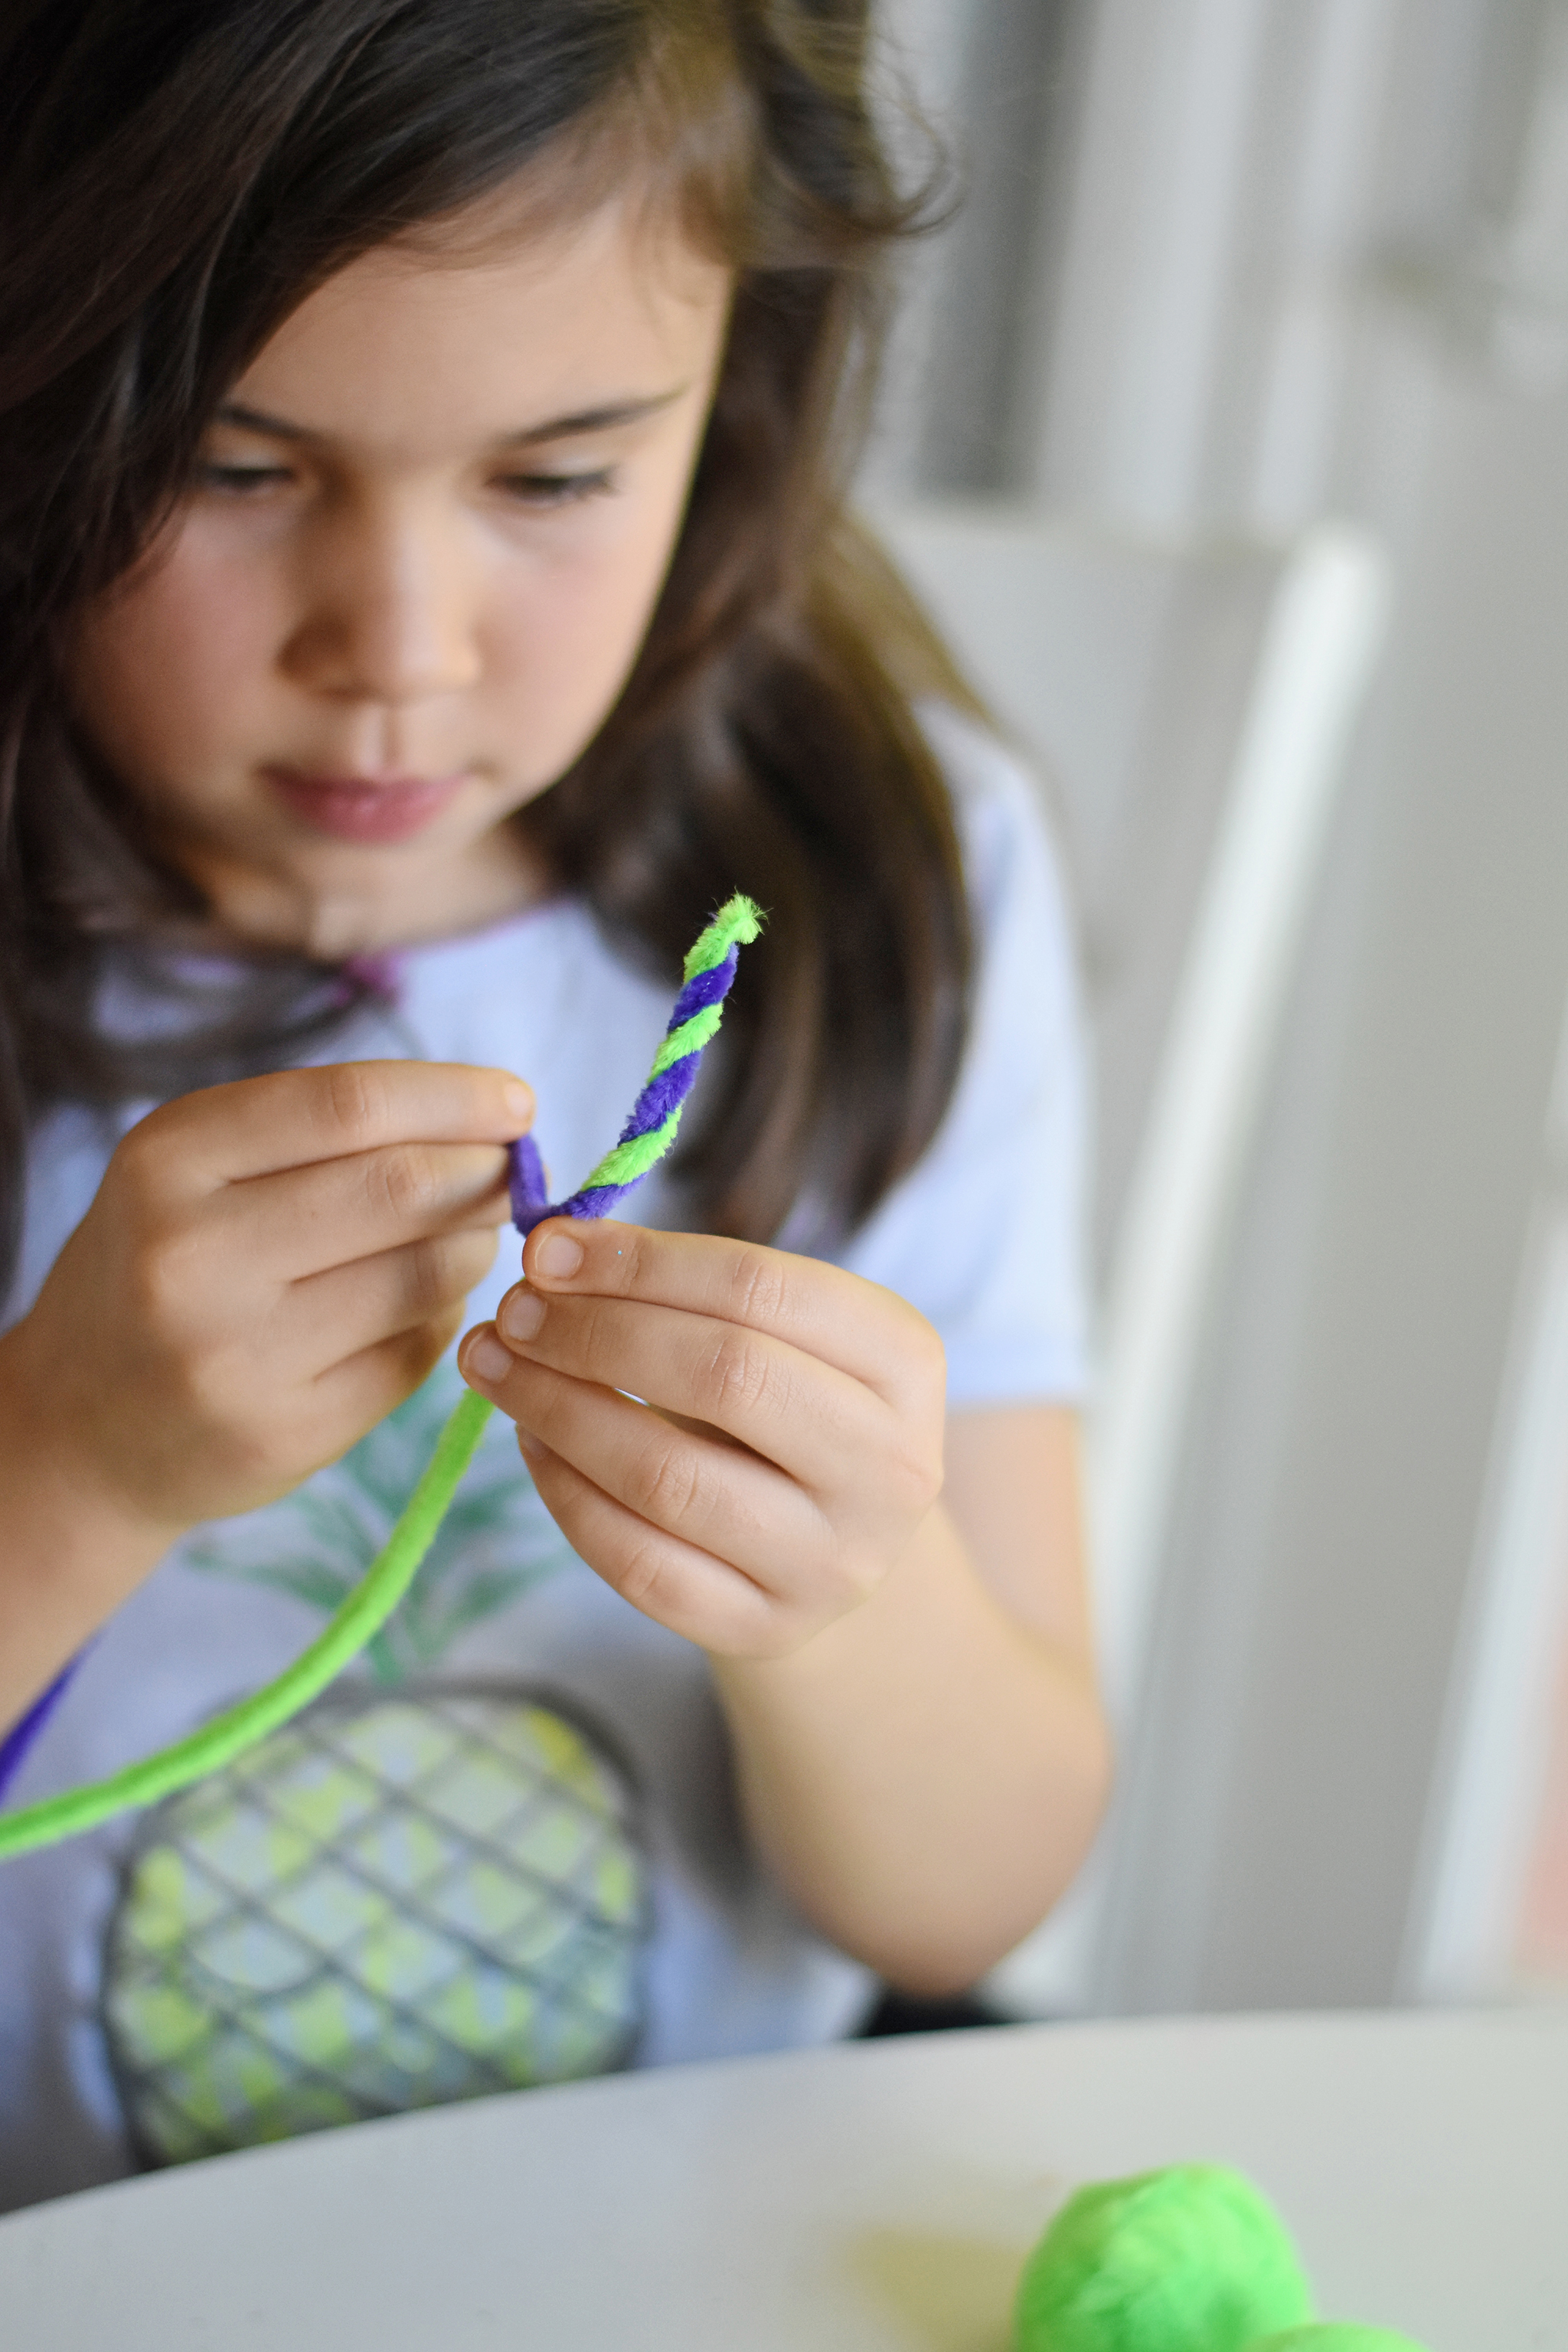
[{"x1": 214, "y1": 389, "x2": 688, "y2": 449}]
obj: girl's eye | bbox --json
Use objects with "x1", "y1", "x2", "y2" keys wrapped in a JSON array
[
  {"x1": 497, "y1": 468, "x2": 616, "y2": 510},
  {"x1": 198, "y1": 463, "x2": 295, "y2": 495}
]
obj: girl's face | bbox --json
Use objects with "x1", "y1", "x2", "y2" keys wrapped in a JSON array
[{"x1": 67, "y1": 193, "x2": 733, "y2": 956}]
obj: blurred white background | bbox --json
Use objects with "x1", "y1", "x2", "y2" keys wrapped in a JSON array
[{"x1": 865, "y1": 0, "x2": 1568, "y2": 2018}]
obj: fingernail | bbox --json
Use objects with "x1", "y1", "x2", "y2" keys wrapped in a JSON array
[
  {"x1": 502, "y1": 1080, "x2": 533, "y2": 1125},
  {"x1": 534, "y1": 1231, "x2": 583, "y2": 1280},
  {"x1": 500, "y1": 1286, "x2": 545, "y2": 1343},
  {"x1": 463, "y1": 1330, "x2": 512, "y2": 1384}
]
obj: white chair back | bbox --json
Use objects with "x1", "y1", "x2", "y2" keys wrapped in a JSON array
[{"x1": 869, "y1": 503, "x2": 1390, "y2": 2007}]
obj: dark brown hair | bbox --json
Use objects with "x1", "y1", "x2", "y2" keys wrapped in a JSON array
[{"x1": 0, "y1": 0, "x2": 975, "y2": 1282}]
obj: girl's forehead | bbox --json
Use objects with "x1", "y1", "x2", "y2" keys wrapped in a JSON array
[{"x1": 227, "y1": 194, "x2": 732, "y2": 459}]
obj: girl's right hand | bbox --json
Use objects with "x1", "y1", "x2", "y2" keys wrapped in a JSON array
[{"x1": 0, "y1": 1060, "x2": 531, "y2": 1540}]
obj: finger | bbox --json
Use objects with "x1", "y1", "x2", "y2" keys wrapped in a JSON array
[
  {"x1": 521, "y1": 1220, "x2": 942, "y2": 1413},
  {"x1": 488, "y1": 1279, "x2": 896, "y2": 1498},
  {"x1": 461, "y1": 1333, "x2": 846, "y2": 1598},
  {"x1": 120, "y1": 1061, "x2": 534, "y2": 1199},
  {"x1": 211, "y1": 1139, "x2": 514, "y2": 1282},
  {"x1": 511, "y1": 1429, "x2": 789, "y2": 1656},
  {"x1": 307, "y1": 1314, "x2": 472, "y2": 1458},
  {"x1": 284, "y1": 1224, "x2": 501, "y2": 1377}
]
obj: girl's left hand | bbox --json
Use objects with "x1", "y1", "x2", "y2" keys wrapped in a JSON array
[{"x1": 458, "y1": 1218, "x2": 946, "y2": 1657}]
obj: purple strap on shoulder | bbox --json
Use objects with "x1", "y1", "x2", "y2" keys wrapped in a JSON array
[{"x1": 0, "y1": 1655, "x2": 83, "y2": 1803}]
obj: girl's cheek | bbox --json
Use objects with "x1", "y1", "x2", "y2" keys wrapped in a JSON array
[
  {"x1": 69, "y1": 548, "x2": 286, "y2": 782},
  {"x1": 491, "y1": 514, "x2": 683, "y2": 710}
]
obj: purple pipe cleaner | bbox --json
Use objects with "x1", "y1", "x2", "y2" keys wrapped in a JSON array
[{"x1": 0, "y1": 1655, "x2": 84, "y2": 1804}]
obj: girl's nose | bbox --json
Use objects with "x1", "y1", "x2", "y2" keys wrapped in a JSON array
[{"x1": 281, "y1": 498, "x2": 483, "y2": 704}]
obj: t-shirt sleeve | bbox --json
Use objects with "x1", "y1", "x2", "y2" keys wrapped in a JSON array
[{"x1": 831, "y1": 704, "x2": 1093, "y2": 1406}]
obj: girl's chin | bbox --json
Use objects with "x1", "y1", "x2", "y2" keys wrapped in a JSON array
[{"x1": 162, "y1": 786, "x2": 547, "y2": 954}]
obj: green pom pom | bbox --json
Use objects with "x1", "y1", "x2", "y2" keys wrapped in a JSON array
[
  {"x1": 1014, "y1": 2164, "x2": 1313, "y2": 2352},
  {"x1": 1246, "y1": 2331, "x2": 1432, "y2": 2350}
]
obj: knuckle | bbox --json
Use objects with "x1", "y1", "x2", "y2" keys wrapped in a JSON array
[
  {"x1": 906, "y1": 1414, "x2": 946, "y2": 1498},
  {"x1": 614, "y1": 1531, "x2": 671, "y2": 1616},
  {"x1": 449, "y1": 1226, "x2": 501, "y2": 1290},
  {"x1": 107, "y1": 1118, "x2": 169, "y2": 1219},
  {"x1": 413, "y1": 1229, "x2": 494, "y2": 1316},
  {"x1": 321, "y1": 1061, "x2": 391, "y2": 1152},
  {"x1": 573, "y1": 1294, "x2": 619, "y2": 1369},
  {"x1": 615, "y1": 1227, "x2": 652, "y2": 1292},
  {"x1": 372, "y1": 1143, "x2": 443, "y2": 1224},
  {"x1": 168, "y1": 1337, "x2": 250, "y2": 1440},
  {"x1": 628, "y1": 1429, "x2": 704, "y2": 1527},
  {"x1": 409, "y1": 1306, "x2": 465, "y2": 1370},
  {"x1": 730, "y1": 1244, "x2": 789, "y2": 1330},
  {"x1": 129, "y1": 1223, "x2": 205, "y2": 1334},
  {"x1": 701, "y1": 1326, "x2": 773, "y2": 1419},
  {"x1": 402, "y1": 1238, "x2": 452, "y2": 1316}
]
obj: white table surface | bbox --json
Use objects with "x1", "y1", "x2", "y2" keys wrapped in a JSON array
[{"x1": 0, "y1": 2011, "x2": 1563, "y2": 2350}]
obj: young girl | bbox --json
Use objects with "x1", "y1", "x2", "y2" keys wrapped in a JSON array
[{"x1": 0, "y1": 0, "x2": 1109, "y2": 2206}]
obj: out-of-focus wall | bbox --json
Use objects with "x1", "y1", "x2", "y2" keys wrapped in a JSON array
[{"x1": 868, "y1": 0, "x2": 1079, "y2": 496}]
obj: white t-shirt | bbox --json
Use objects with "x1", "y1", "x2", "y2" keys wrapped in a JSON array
[{"x1": 0, "y1": 708, "x2": 1089, "y2": 2210}]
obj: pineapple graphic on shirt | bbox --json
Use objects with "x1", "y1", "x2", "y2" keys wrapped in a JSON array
[
  {"x1": 102, "y1": 1367, "x2": 649, "y2": 2164},
  {"x1": 178, "y1": 1363, "x2": 577, "y2": 1682}
]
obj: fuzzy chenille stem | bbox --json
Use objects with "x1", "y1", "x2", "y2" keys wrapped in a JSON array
[{"x1": 509, "y1": 893, "x2": 762, "y2": 1231}]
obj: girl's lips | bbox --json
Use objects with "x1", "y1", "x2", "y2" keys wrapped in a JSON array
[{"x1": 264, "y1": 768, "x2": 468, "y2": 844}]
